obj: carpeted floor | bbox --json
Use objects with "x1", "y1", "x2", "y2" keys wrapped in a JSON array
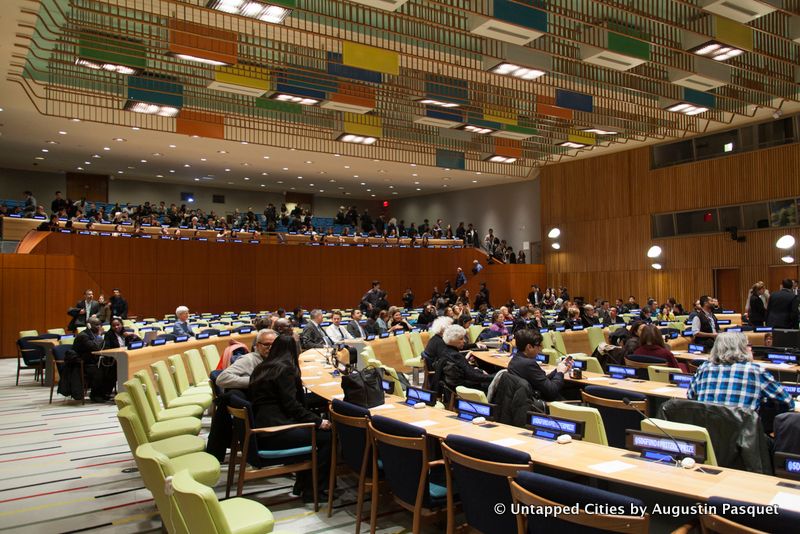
[{"x1": 0, "y1": 360, "x2": 423, "y2": 534}]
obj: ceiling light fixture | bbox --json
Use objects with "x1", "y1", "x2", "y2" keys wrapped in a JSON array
[
  {"x1": 416, "y1": 98, "x2": 460, "y2": 108},
  {"x1": 124, "y1": 101, "x2": 180, "y2": 117},
  {"x1": 781, "y1": 255, "x2": 795, "y2": 264},
  {"x1": 270, "y1": 93, "x2": 319, "y2": 106},
  {"x1": 559, "y1": 141, "x2": 588, "y2": 149},
  {"x1": 547, "y1": 228, "x2": 561, "y2": 239},
  {"x1": 485, "y1": 155, "x2": 517, "y2": 163},
  {"x1": 651, "y1": 263, "x2": 663, "y2": 270},
  {"x1": 776, "y1": 235, "x2": 796, "y2": 249},
  {"x1": 206, "y1": 0, "x2": 292, "y2": 24},
  {"x1": 647, "y1": 245, "x2": 662, "y2": 258},
  {"x1": 689, "y1": 41, "x2": 745, "y2": 62},
  {"x1": 460, "y1": 124, "x2": 494, "y2": 135},
  {"x1": 580, "y1": 128, "x2": 618, "y2": 135},
  {"x1": 337, "y1": 133, "x2": 378, "y2": 145},
  {"x1": 74, "y1": 58, "x2": 140, "y2": 75},
  {"x1": 551, "y1": 243, "x2": 561, "y2": 250},
  {"x1": 664, "y1": 102, "x2": 708, "y2": 116},
  {"x1": 489, "y1": 62, "x2": 546, "y2": 80}
]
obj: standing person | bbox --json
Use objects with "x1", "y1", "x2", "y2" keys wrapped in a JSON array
[
  {"x1": 109, "y1": 288, "x2": 128, "y2": 319},
  {"x1": 402, "y1": 287, "x2": 414, "y2": 310},
  {"x1": 527, "y1": 285, "x2": 543, "y2": 308},
  {"x1": 249, "y1": 334, "x2": 332, "y2": 502},
  {"x1": 747, "y1": 282, "x2": 767, "y2": 326},
  {"x1": 51, "y1": 191, "x2": 68, "y2": 214},
  {"x1": 517, "y1": 250, "x2": 526, "y2": 264},
  {"x1": 455, "y1": 267, "x2": 466, "y2": 289},
  {"x1": 95, "y1": 295, "x2": 112, "y2": 324},
  {"x1": 360, "y1": 280, "x2": 382, "y2": 313},
  {"x1": 766, "y1": 279, "x2": 800, "y2": 329},
  {"x1": 474, "y1": 282, "x2": 491, "y2": 309},
  {"x1": 691, "y1": 296, "x2": 719, "y2": 352},
  {"x1": 22, "y1": 190, "x2": 37, "y2": 217},
  {"x1": 471, "y1": 259, "x2": 483, "y2": 275},
  {"x1": 68, "y1": 289, "x2": 100, "y2": 331},
  {"x1": 172, "y1": 306, "x2": 195, "y2": 337}
]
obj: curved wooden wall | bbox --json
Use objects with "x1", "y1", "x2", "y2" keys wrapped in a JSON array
[
  {"x1": 0, "y1": 233, "x2": 545, "y2": 356},
  {"x1": 540, "y1": 144, "x2": 800, "y2": 310}
]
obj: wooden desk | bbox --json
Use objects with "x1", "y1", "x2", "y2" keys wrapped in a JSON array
[
  {"x1": 96, "y1": 332, "x2": 255, "y2": 387},
  {"x1": 297, "y1": 349, "x2": 800, "y2": 509},
  {"x1": 28, "y1": 338, "x2": 59, "y2": 386},
  {"x1": 674, "y1": 351, "x2": 800, "y2": 377},
  {"x1": 471, "y1": 350, "x2": 689, "y2": 400},
  {"x1": 668, "y1": 332, "x2": 765, "y2": 352}
]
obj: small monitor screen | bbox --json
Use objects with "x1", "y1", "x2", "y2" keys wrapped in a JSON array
[
  {"x1": 320, "y1": 321, "x2": 331, "y2": 327},
  {"x1": 196, "y1": 332, "x2": 210, "y2": 339},
  {"x1": 626, "y1": 430, "x2": 705, "y2": 463},
  {"x1": 456, "y1": 399, "x2": 493, "y2": 421},
  {"x1": 393, "y1": 331, "x2": 405, "y2": 336},
  {"x1": 669, "y1": 373, "x2": 693, "y2": 388},
  {"x1": 381, "y1": 379, "x2": 394, "y2": 393},
  {"x1": 775, "y1": 453, "x2": 800, "y2": 481},
  {"x1": 238, "y1": 326, "x2": 253, "y2": 334},
  {"x1": 571, "y1": 359, "x2": 586, "y2": 370},
  {"x1": 175, "y1": 335, "x2": 189, "y2": 342},
  {"x1": 767, "y1": 353, "x2": 798, "y2": 364},
  {"x1": 682, "y1": 329, "x2": 694, "y2": 337},
  {"x1": 405, "y1": 386, "x2": 436, "y2": 407},
  {"x1": 780, "y1": 382, "x2": 800, "y2": 396},
  {"x1": 499, "y1": 342, "x2": 511, "y2": 353},
  {"x1": 151, "y1": 338, "x2": 167, "y2": 346},
  {"x1": 755, "y1": 326, "x2": 773, "y2": 332},
  {"x1": 527, "y1": 413, "x2": 585, "y2": 440},
  {"x1": 127, "y1": 340, "x2": 144, "y2": 350},
  {"x1": 535, "y1": 353, "x2": 547, "y2": 364},
  {"x1": 571, "y1": 325, "x2": 584, "y2": 331},
  {"x1": 60, "y1": 335, "x2": 75, "y2": 344},
  {"x1": 716, "y1": 319, "x2": 731, "y2": 325},
  {"x1": 607, "y1": 364, "x2": 636, "y2": 379},
  {"x1": 688, "y1": 344, "x2": 706, "y2": 353},
  {"x1": 555, "y1": 326, "x2": 566, "y2": 332},
  {"x1": 539, "y1": 328, "x2": 549, "y2": 334},
  {"x1": 218, "y1": 330, "x2": 231, "y2": 337},
  {"x1": 669, "y1": 331, "x2": 680, "y2": 339},
  {"x1": 379, "y1": 332, "x2": 390, "y2": 338}
]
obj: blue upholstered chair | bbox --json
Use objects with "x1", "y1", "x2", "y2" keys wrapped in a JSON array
[
  {"x1": 226, "y1": 396, "x2": 318, "y2": 511},
  {"x1": 582, "y1": 385, "x2": 647, "y2": 449},
  {"x1": 327, "y1": 400, "x2": 381, "y2": 534},
  {"x1": 703, "y1": 496, "x2": 800, "y2": 533},
  {"x1": 441, "y1": 434, "x2": 532, "y2": 534},
  {"x1": 510, "y1": 471, "x2": 650, "y2": 533},
  {"x1": 368, "y1": 415, "x2": 447, "y2": 534}
]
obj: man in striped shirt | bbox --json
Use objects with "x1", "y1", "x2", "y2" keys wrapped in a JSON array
[{"x1": 688, "y1": 332, "x2": 794, "y2": 411}]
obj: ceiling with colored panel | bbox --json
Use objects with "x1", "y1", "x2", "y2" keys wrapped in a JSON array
[{"x1": 1, "y1": 0, "x2": 799, "y2": 198}]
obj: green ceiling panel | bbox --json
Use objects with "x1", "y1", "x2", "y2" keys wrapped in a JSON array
[
  {"x1": 607, "y1": 32, "x2": 651, "y2": 61},
  {"x1": 77, "y1": 33, "x2": 147, "y2": 70}
]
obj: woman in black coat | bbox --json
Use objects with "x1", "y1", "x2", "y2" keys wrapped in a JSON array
[
  {"x1": 748, "y1": 282, "x2": 767, "y2": 326},
  {"x1": 249, "y1": 334, "x2": 331, "y2": 501}
]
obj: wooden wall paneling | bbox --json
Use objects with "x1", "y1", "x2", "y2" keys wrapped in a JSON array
[
  {"x1": 768, "y1": 265, "x2": 800, "y2": 293},
  {"x1": 129, "y1": 272, "x2": 158, "y2": 317},
  {"x1": 156, "y1": 273, "x2": 184, "y2": 315},
  {"x1": 156, "y1": 239, "x2": 184, "y2": 275},
  {"x1": 1, "y1": 256, "x2": 47, "y2": 356},
  {"x1": 131, "y1": 239, "x2": 158, "y2": 275},
  {"x1": 99, "y1": 235, "x2": 132, "y2": 274}
]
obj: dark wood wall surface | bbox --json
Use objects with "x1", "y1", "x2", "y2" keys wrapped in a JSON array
[{"x1": 540, "y1": 143, "x2": 800, "y2": 310}]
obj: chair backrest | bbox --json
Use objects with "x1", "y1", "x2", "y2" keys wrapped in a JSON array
[
  {"x1": 703, "y1": 496, "x2": 800, "y2": 533},
  {"x1": 117, "y1": 406, "x2": 149, "y2": 452},
  {"x1": 395, "y1": 334, "x2": 415, "y2": 364},
  {"x1": 185, "y1": 349, "x2": 210, "y2": 386},
  {"x1": 626, "y1": 354, "x2": 667, "y2": 369},
  {"x1": 114, "y1": 392, "x2": 132, "y2": 410},
  {"x1": 408, "y1": 331, "x2": 425, "y2": 357},
  {"x1": 201, "y1": 344, "x2": 221, "y2": 371},
  {"x1": 647, "y1": 365, "x2": 682, "y2": 383},
  {"x1": 124, "y1": 379, "x2": 158, "y2": 432},
  {"x1": 151, "y1": 360, "x2": 180, "y2": 404},
  {"x1": 540, "y1": 349, "x2": 558, "y2": 366},
  {"x1": 360, "y1": 345, "x2": 376, "y2": 362},
  {"x1": 19, "y1": 329, "x2": 39, "y2": 338},
  {"x1": 571, "y1": 354, "x2": 604, "y2": 374},
  {"x1": 52, "y1": 344, "x2": 72, "y2": 363},
  {"x1": 467, "y1": 325, "x2": 483, "y2": 344},
  {"x1": 135, "y1": 370, "x2": 164, "y2": 417},
  {"x1": 134, "y1": 444, "x2": 189, "y2": 534},
  {"x1": 641, "y1": 419, "x2": 717, "y2": 466},
  {"x1": 442, "y1": 435, "x2": 532, "y2": 534},
  {"x1": 586, "y1": 327, "x2": 606, "y2": 352},
  {"x1": 330, "y1": 399, "x2": 371, "y2": 474},
  {"x1": 167, "y1": 354, "x2": 192, "y2": 393},
  {"x1": 774, "y1": 412, "x2": 800, "y2": 455},
  {"x1": 550, "y1": 331, "x2": 567, "y2": 355},
  {"x1": 381, "y1": 365, "x2": 404, "y2": 397},
  {"x1": 455, "y1": 385, "x2": 488, "y2": 404},
  {"x1": 582, "y1": 386, "x2": 647, "y2": 449},
  {"x1": 47, "y1": 328, "x2": 66, "y2": 335},
  {"x1": 170, "y1": 470, "x2": 230, "y2": 534},
  {"x1": 548, "y1": 401, "x2": 608, "y2": 446},
  {"x1": 510, "y1": 471, "x2": 649, "y2": 534},
  {"x1": 540, "y1": 332, "x2": 553, "y2": 350},
  {"x1": 368, "y1": 415, "x2": 431, "y2": 508}
]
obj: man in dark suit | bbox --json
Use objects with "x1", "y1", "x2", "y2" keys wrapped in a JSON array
[
  {"x1": 346, "y1": 309, "x2": 367, "y2": 339},
  {"x1": 68, "y1": 289, "x2": 100, "y2": 330},
  {"x1": 300, "y1": 309, "x2": 333, "y2": 350},
  {"x1": 359, "y1": 280, "x2": 382, "y2": 312},
  {"x1": 172, "y1": 305, "x2": 195, "y2": 337},
  {"x1": 109, "y1": 288, "x2": 128, "y2": 319},
  {"x1": 527, "y1": 285, "x2": 543, "y2": 308},
  {"x1": 74, "y1": 317, "x2": 114, "y2": 402},
  {"x1": 766, "y1": 279, "x2": 800, "y2": 329},
  {"x1": 508, "y1": 329, "x2": 572, "y2": 402}
]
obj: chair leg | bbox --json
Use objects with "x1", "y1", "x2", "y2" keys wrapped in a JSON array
[
  {"x1": 225, "y1": 439, "x2": 239, "y2": 499},
  {"x1": 326, "y1": 431, "x2": 337, "y2": 517},
  {"x1": 354, "y1": 477, "x2": 368, "y2": 534},
  {"x1": 40, "y1": 362, "x2": 45, "y2": 386},
  {"x1": 16, "y1": 359, "x2": 21, "y2": 386}
]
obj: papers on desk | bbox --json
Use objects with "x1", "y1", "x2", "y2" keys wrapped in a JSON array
[
  {"x1": 410, "y1": 419, "x2": 437, "y2": 428},
  {"x1": 588, "y1": 461, "x2": 635, "y2": 474},
  {"x1": 332, "y1": 394, "x2": 345, "y2": 399},
  {"x1": 770, "y1": 492, "x2": 800, "y2": 513},
  {"x1": 319, "y1": 381, "x2": 341, "y2": 387},
  {"x1": 303, "y1": 375, "x2": 323, "y2": 380},
  {"x1": 491, "y1": 438, "x2": 525, "y2": 448},
  {"x1": 585, "y1": 377, "x2": 609, "y2": 381},
  {"x1": 651, "y1": 386, "x2": 680, "y2": 394},
  {"x1": 370, "y1": 404, "x2": 396, "y2": 411}
]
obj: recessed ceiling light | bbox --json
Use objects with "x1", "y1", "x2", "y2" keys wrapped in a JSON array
[
  {"x1": 152, "y1": 152, "x2": 162, "y2": 156},
  {"x1": 366, "y1": 189, "x2": 371, "y2": 192},
  {"x1": 71, "y1": 118, "x2": 80, "y2": 122},
  {"x1": 360, "y1": 182, "x2": 366, "y2": 185},
  {"x1": 353, "y1": 175, "x2": 359, "y2": 178},
  {"x1": 290, "y1": 187, "x2": 295, "y2": 190},
  {"x1": 35, "y1": 156, "x2": 45, "y2": 160},
  {"x1": 310, "y1": 183, "x2": 315, "y2": 186},
  {"x1": 169, "y1": 170, "x2": 175, "y2": 173},
  {"x1": 132, "y1": 127, "x2": 140, "y2": 131},
  {"x1": 261, "y1": 172, "x2": 268, "y2": 176},
  {"x1": 113, "y1": 138, "x2": 126, "y2": 142},
  {"x1": 344, "y1": 165, "x2": 350, "y2": 169},
  {"x1": 141, "y1": 159, "x2": 147, "y2": 163},
  {"x1": 319, "y1": 171, "x2": 326, "y2": 175},
  {"x1": 117, "y1": 170, "x2": 124, "y2": 174},
  {"x1": 416, "y1": 188, "x2": 421, "y2": 191},
  {"x1": 443, "y1": 185, "x2": 448, "y2": 188},
  {"x1": 297, "y1": 176, "x2": 303, "y2": 179},
  {"x1": 345, "y1": 192, "x2": 351, "y2": 195},
  {"x1": 277, "y1": 180, "x2": 284, "y2": 184},
  {"x1": 389, "y1": 185, "x2": 394, "y2": 189},
  {"x1": 373, "y1": 159, "x2": 379, "y2": 162},
  {"x1": 260, "y1": 184, "x2": 265, "y2": 187},
  {"x1": 412, "y1": 173, "x2": 418, "y2": 177},
  {"x1": 58, "y1": 131, "x2": 67, "y2": 135},
  {"x1": 92, "y1": 154, "x2": 101, "y2": 158},
  {"x1": 200, "y1": 158, "x2": 207, "y2": 161},
  {"x1": 319, "y1": 189, "x2": 324, "y2": 192},
  {"x1": 242, "y1": 162, "x2": 250, "y2": 166},
  {"x1": 46, "y1": 140, "x2": 58, "y2": 145},
  {"x1": 305, "y1": 160, "x2": 312, "y2": 164},
  {"x1": 77, "y1": 167, "x2": 84, "y2": 170},
  {"x1": 127, "y1": 166, "x2": 135, "y2": 170},
  {"x1": 263, "y1": 155, "x2": 270, "y2": 159},
  {"x1": 244, "y1": 177, "x2": 250, "y2": 180},
  {"x1": 156, "y1": 174, "x2": 163, "y2": 178},
  {"x1": 168, "y1": 144, "x2": 176, "y2": 148},
  {"x1": 476, "y1": 172, "x2": 482, "y2": 175},
  {"x1": 184, "y1": 164, "x2": 191, "y2": 168},
  {"x1": 85, "y1": 161, "x2": 91, "y2": 165},
  {"x1": 282, "y1": 167, "x2": 288, "y2": 171},
  {"x1": 371, "y1": 194, "x2": 375, "y2": 197},
  {"x1": 472, "y1": 180, "x2": 478, "y2": 183},
  {"x1": 103, "y1": 147, "x2": 111, "y2": 151},
  {"x1": 414, "y1": 181, "x2": 420, "y2": 185},
  {"x1": 194, "y1": 178, "x2": 200, "y2": 181},
  {"x1": 41, "y1": 149, "x2": 48, "y2": 153},
  {"x1": 329, "y1": 179, "x2": 336, "y2": 183},
  {"x1": 241, "y1": 141, "x2": 248, "y2": 145},
  {"x1": 334, "y1": 154, "x2": 341, "y2": 157},
  {"x1": 410, "y1": 163, "x2": 417, "y2": 167},
  {"x1": 218, "y1": 150, "x2": 227, "y2": 154}
]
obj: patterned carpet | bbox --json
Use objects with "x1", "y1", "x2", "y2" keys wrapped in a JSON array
[{"x1": 0, "y1": 360, "x2": 419, "y2": 534}]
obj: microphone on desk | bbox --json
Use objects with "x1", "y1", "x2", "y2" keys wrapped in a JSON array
[{"x1": 622, "y1": 397, "x2": 695, "y2": 469}]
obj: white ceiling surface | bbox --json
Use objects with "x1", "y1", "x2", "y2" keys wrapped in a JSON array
[{"x1": 0, "y1": 1, "x2": 798, "y2": 201}]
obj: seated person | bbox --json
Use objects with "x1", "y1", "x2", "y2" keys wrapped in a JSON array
[
  {"x1": 172, "y1": 306, "x2": 194, "y2": 337},
  {"x1": 325, "y1": 311, "x2": 353, "y2": 343},
  {"x1": 633, "y1": 324, "x2": 686, "y2": 372},
  {"x1": 562, "y1": 306, "x2": 582, "y2": 329},
  {"x1": 581, "y1": 305, "x2": 600, "y2": 327},
  {"x1": 346, "y1": 309, "x2": 367, "y2": 338},
  {"x1": 363, "y1": 309, "x2": 382, "y2": 336},
  {"x1": 688, "y1": 333, "x2": 794, "y2": 411},
  {"x1": 424, "y1": 316, "x2": 453, "y2": 367},
  {"x1": 509, "y1": 329, "x2": 572, "y2": 402},
  {"x1": 76, "y1": 317, "x2": 116, "y2": 402},
  {"x1": 216, "y1": 329, "x2": 277, "y2": 391},
  {"x1": 102, "y1": 317, "x2": 140, "y2": 349},
  {"x1": 439, "y1": 324, "x2": 494, "y2": 392},
  {"x1": 656, "y1": 304, "x2": 676, "y2": 322},
  {"x1": 299, "y1": 309, "x2": 333, "y2": 350},
  {"x1": 529, "y1": 308, "x2": 549, "y2": 330},
  {"x1": 387, "y1": 308, "x2": 412, "y2": 333},
  {"x1": 513, "y1": 307, "x2": 531, "y2": 333},
  {"x1": 603, "y1": 306, "x2": 625, "y2": 326},
  {"x1": 249, "y1": 334, "x2": 332, "y2": 502},
  {"x1": 488, "y1": 311, "x2": 508, "y2": 337}
]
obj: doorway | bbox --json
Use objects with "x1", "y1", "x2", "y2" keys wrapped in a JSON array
[
  {"x1": 768, "y1": 265, "x2": 799, "y2": 293},
  {"x1": 713, "y1": 268, "x2": 741, "y2": 312}
]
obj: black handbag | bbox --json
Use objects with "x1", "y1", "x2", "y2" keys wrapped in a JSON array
[{"x1": 342, "y1": 367, "x2": 385, "y2": 408}]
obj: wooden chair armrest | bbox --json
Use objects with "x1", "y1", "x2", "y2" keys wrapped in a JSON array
[
  {"x1": 428, "y1": 459, "x2": 445, "y2": 467},
  {"x1": 251, "y1": 422, "x2": 316, "y2": 434},
  {"x1": 669, "y1": 521, "x2": 697, "y2": 534}
]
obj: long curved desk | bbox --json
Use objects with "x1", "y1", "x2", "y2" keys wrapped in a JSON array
[{"x1": 298, "y1": 349, "x2": 800, "y2": 511}]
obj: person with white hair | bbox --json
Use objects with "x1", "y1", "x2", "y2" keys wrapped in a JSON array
[
  {"x1": 216, "y1": 329, "x2": 277, "y2": 391},
  {"x1": 688, "y1": 333, "x2": 794, "y2": 411},
  {"x1": 424, "y1": 316, "x2": 453, "y2": 367},
  {"x1": 440, "y1": 324, "x2": 494, "y2": 392},
  {"x1": 172, "y1": 305, "x2": 194, "y2": 337}
]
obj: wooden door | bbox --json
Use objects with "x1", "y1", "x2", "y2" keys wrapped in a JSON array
[
  {"x1": 768, "y1": 265, "x2": 799, "y2": 293},
  {"x1": 66, "y1": 173, "x2": 108, "y2": 202},
  {"x1": 714, "y1": 268, "x2": 741, "y2": 312}
]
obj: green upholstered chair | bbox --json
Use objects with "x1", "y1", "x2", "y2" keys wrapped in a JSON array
[
  {"x1": 151, "y1": 360, "x2": 212, "y2": 410},
  {"x1": 571, "y1": 353, "x2": 604, "y2": 374},
  {"x1": 467, "y1": 325, "x2": 483, "y2": 344},
  {"x1": 19, "y1": 330, "x2": 39, "y2": 338},
  {"x1": 408, "y1": 331, "x2": 425, "y2": 358},
  {"x1": 134, "y1": 370, "x2": 204, "y2": 420},
  {"x1": 201, "y1": 344, "x2": 221, "y2": 371},
  {"x1": 647, "y1": 365, "x2": 683, "y2": 383},
  {"x1": 455, "y1": 385, "x2": 488, "y2": 404},
  {"x1": 123, "y1": 379, "x2": 201, "y2": 442},
  {"x1": 134, "y1": 443, "x2": 190, "y2": 534},
  {"x1": 548, "y1": 401, "x2": 608, "y2": 446},
  {"x1": 167, "y1": 355, "x2": 213, "y2": 396},
  {"x1": 184, "y1": 349, "x2": 211, "y2": 387},
  {"x1": 171, "y1": 469, "x2": 276, "y2": 534},
  {"x1": 641, "y1": 419, "x2": 718, "y2": 466},
  {"x1": 47, "y1": 328, "x2": 66, "y2": 335},
  {"x1": 586, "y1": 327, "x2": 606, "y2": 353},
  {"x1": 117, "y1": 406, "x2": 205, "y2": 459},
  {"x1": 549, "y1": 331, "x2": 568, "y2": 355},
  {"x1": 135, "y1": 441, "x2": 220, "y2": 488},
  {"x1": 114, "y1": 392, "x2": 132, "y2": 410}
]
